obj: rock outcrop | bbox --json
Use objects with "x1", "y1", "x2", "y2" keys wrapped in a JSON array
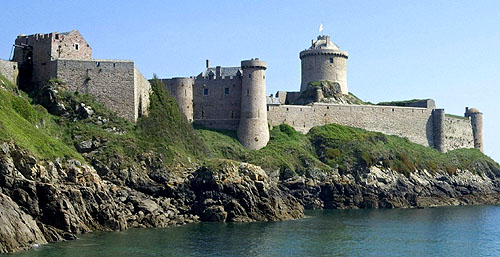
[
  {"x1": 1, "y1": 141, "x2": 500, "y2": 254},
  {"x1": 282, "y1": 165, "x2": 500, "y2": 210},
  {"x1": 0, "y1": 143, "x2": 303, "y2": 253},
  {"x1": 191, "y1": 161, "x2": 303, "y2": 222}
]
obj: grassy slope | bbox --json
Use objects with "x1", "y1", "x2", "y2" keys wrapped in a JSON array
[
  {"x1": 57, "y1": 78, "x2": 208, "y2": 168},
  {"x1": 0, "y1": 74, "x2": 81, "y2": 160},
  {"x1": 0, "y1": 74, "x2": 206, "y2": 168},
  {"x1": 1, "y1": 72, "x2": 498, "y2": 179},
  {"x1": 198, "y1": 123, "x2": 500, "y2": 178},
  {"x1": 197, "y1": 124, "x2": 329, "y2": 175},
  {"x1": 377, "y1": 99, "x2": 430, "y2": 106}
]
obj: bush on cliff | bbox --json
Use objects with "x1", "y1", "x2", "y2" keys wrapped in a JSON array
[
  {"x1": 58, "y1": 76, "x2": 208, "y2": 169},
  {"x1": 137, "y1": 77, "x2": 208, "y2": 158}
]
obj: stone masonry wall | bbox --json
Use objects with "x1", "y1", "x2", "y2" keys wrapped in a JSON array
[
  {"x1": 134, "y1": 66, "x2": 151, "y2": 120},
  {"x1": 193, "y1": 76, "x2": 242, "y2": 130},
  {"x1": 268, "y1": 103, "x2": 435, "y2": 147},
  {"x1": 443, "y1": 116, "x2": 474, "y2": 151},
  {"x1": 52, "y1": 59, "x2": 137, "y2": 122},
  {"x1": 0, "y1": 60, "x2": 18, "y2": 85}
]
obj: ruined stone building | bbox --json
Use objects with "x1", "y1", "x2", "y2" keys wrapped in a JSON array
[
  {"x1": 8, "y1": 30, "x2": 150, "y2": 122},
  {"x1": 160, "y1": 35, "x2": 483, "y2": 152}
]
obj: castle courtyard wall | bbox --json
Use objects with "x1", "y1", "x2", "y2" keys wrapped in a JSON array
[
  {"x1": 268, "y1": 104, "x2": 435, "y2": 147},
  {"x1": 443, "y1": 116, "x2": 474, "y2": 151},
  {"x1": 0, "y1": 60, "x2": 18, "y2": 85},
  {"x1": 52, "y1": 59, "x2": 138, "y2": 122}
]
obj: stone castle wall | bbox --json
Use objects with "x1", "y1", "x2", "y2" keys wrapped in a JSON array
[
  {"x1": 268, "y1": 104, "x2": 435, "y2": 147},
  {"x1": 13, "y1": 31, "x2": 92, "y2": 86},
  {"x1": 300, "y1": 52, "x2": 348, "y2": 94},
  {"x1": 442, "y1": 116, "x2": 474, "y2": 152},
  {"x1": 192, "y1": 76, "x2": 242, "y2": 130},
  {"x1": 52, "y1": 59, "x2": 144, "y2": 122},
  {"x1": 159, "y1": 78, "x2": 194, "y2": 122},
  {"x1": 0, "y1": 60, "x2": 18, "y2": 85},
  {"x1": 134, "y1": 66, "x2": 151, "y2": 119}
]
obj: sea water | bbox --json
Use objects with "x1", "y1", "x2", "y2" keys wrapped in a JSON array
[{"x1": 12, "y1": 205, "x2": 500, "y2": 256}]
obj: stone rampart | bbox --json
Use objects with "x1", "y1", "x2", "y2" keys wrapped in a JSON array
[
  {"x1": 134, "y1": 66, "x2": 151, "y2": 119},
  {"x1": 0, "y1": 60, "x2": 18, "y2": 85},
  {"x1": 442, "y1": 116, "x2": 474, "y2": 151},
  {"x1": 52, "y1": 59, "x2": 148, "y2": 122},
  {"x1": 268, "y1": 103, "x2": 435, "y2": 147}
]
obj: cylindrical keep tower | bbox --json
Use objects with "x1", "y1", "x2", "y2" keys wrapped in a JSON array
[
  {"x1": 163, "y1": 77, "x2": 194, "y2": 122},
  {"x1": 432, "y1": 109, "x2": 446, "y2": 153},
  {"x1": 237, "y1": 59, "x2": 270, "y2": 150},
  {"x1": 300, "y1": 35, "x2": 348, "y2": 94},
  {"x1": 465, "y1": 107, "x2": 484, "y2": 153}
]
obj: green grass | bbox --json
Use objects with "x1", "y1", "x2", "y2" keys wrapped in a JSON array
[
  {"x1": 0, "y1": 73, "x2": 207, "y2": 169},
  {"x1": 197, "y1": 124, "x2": 331, "y2": 177},
  {"x1": 1, "y1": 72, "x2": 498, "y2": 180},
  {"x1": 58, "y1": 77, "x2": 208, "y2": 169},
  {"x1": 0, "y1": 74, "x2": 82, "y2": 160},
  {"x1": 446, "y1": 113, "x2": 469, "y2": 120},
  {"x1": 198, "y1": 121, "x2": 500, "y2": 178},
  {"x1": 377, "y1": 99, "x2": 430, "y2": 107}
]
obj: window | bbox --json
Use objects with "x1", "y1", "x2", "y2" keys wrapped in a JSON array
[
  {"x1": 96, "y1": 62, "x2": 100, "y2": 67},
  {"x1": 263, "y1": 75, "x2": 265, "y2": 79},
  {"x1": 224, "y1": 88, "x2": 230, "y2": 95},
  {"x1": 204, "y1": 88, "x2": 209, "y2": 96},
  {"x1": 55, "y1": 34, "x2": 59, "y2": 40},
  {"x1": 247, "y1": 89, "x2": 250, "y2": 95},
  {"x1": 330, "y1": 58, "x2": 334, "y2": 63},
  {"x1": 249, "y1": 74, "x2": 251, "y2": 78},
  {"x1": 74, "y1": 43, "x2": 79, "y2": 50}
]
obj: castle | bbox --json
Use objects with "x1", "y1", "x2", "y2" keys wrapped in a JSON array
[
  {"x1": 4, "y1": 30, "x2": 150, "y2": 122},
  {"x1": 0, "y1": 31, "x2": 483, "y2": 153},
  {"x1": 158, "y1": 35, "x2": 483, "y2": 153}
]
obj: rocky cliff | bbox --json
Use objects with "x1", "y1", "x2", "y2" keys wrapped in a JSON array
[
  {"x1": 1, "y1": 76, "x2": 500, "y2": 254},
  {"x1": 0, "y1": 142, "x2": 302, "y2": 253}
]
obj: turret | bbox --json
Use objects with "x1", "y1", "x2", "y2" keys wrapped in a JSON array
[
  {"x1": 432, "y1": 109, "x2": 446, "y2": 152},
  {"x1": 162, "y1": 77, "x2": 194, "y2": 122},
  {"x1": 300, "y1": 35, "x2": 348, "y2": 94},
  {"x1": 237, "y1": 59, "x2": 269, "y2": 150},
  {"x1": 465, "y1": 107, "x2": 484, "y2": 153}
]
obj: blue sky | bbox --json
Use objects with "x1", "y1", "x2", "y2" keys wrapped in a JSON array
[{"x1": 1, "y1": 0, "x2": 499, "y2": 161}]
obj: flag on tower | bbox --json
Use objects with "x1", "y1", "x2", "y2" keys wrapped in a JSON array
[{"x1": 319, "y1": 24, "x2": 324, "y2": 33}]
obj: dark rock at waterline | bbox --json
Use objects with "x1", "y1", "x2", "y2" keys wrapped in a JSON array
[
  {"x1": 191, "y1": 161, "x2": 304, "y2": 222},
  {"x1": 1, "y1": 140, "x2": 500, "y2": 254}
]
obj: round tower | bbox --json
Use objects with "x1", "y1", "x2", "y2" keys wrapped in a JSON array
[
  {"x1": 300, "y1": 35, "x2": 349, "y2": 94},
  {"x1": 465, "y1": 107, "x2": 484, "y2": 153},
  {"x1": 432, "y1": 109, "x2": 446, "y2": 153},
  {"x1": 164, "y1": 77, "x2": 194, "y2": 122},
  {"x1": 237, "y1": 59, "x2": 270, "y2": 150}
]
